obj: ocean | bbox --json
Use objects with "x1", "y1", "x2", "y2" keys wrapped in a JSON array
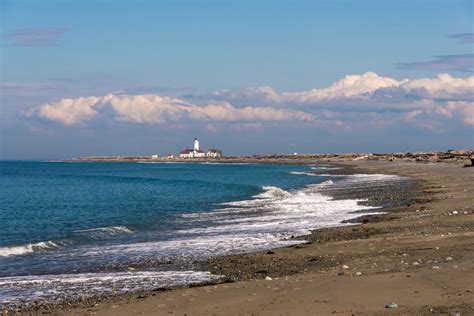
[{"x1": 0, "y1": 161, "x2": 404, "y2": 308}]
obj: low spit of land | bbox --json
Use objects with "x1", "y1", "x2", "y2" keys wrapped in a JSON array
[
  {"x1": 16, "y1": 154, "x2": 474, "y2": 315},
  {"x1": 66, "y1": 149, "x2": 473, "y2": 166}
]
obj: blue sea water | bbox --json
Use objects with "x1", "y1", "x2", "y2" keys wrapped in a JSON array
[{"x1": 0, "y1": 161, "x2": 397, "y2": 307}]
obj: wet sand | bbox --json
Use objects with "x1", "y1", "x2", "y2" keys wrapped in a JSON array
[{"x1": 27, "y1": 160, "x2": 474, "y2": 315}]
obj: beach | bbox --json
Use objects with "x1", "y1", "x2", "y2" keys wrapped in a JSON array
[{"x1": 48, "y1": 159, "x2": 474, "y2": 316}]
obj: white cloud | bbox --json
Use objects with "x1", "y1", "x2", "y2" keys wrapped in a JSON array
[
  {"x1": 212, "y1": 72, "x2": 406, "y2": 104},
  {"x1": 398, "y1": 73, "x2": 474, "y2": 100},
  {"x1": 26, "y1": 72, "x2": 474, "y2": 130},
  {"x1": 37, "y1": 96, "x2": 102, "y2": 126},
  {"x1": 282, "y1": 72, "x2": 404, "y2": 102},
  {"x1": 213, "y1": 72, "x2": 473, "y2": 105},
  {"x1": 30, "y1": 93, "x2": 315, "y2": 126},
  {"x1": 445, "y1": 101, "x2": 474, "y2": 126},
  {"x1": 206, "y1": 72, "x2": 474, "y2": 127}
]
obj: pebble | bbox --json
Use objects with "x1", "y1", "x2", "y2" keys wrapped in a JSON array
[
  {"x1": 431, "y1": 265, "x2": 440, "y2": 269},
  {"x1": 265, "y1": 276, "x2": 273, "y2": 281},
  {"x1": 355, "y1": 272, "x2": 362, "y2": 276},
  {"x1": 385, "y1": 302, "x2": 398, "y2": 309},
  {"x1": 445, "y1": 256, "x2": 453, "y2": 261},
  {"x1": 452, "y1": 211, "x2": 458, "y2": 215},
  {"x1": 342, "y1": 265, "x2": 349, "y2": 269},
  {"x1": 411, "y1": 261, "x2": 420, "y2": 266}
]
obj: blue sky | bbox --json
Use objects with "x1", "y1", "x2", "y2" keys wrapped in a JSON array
[{"x1": 1, "y1": 0, "x2": 473, "y2": 159}]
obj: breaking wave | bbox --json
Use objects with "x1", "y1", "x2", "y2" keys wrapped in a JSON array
[
  {"x1": 75, "y1": 225, "x2": 133, "y2": 235},
  {"x1": 0, "y1": 270, "x2": 221, "y2": 305},
  {"x1": 0, "y1": 241, "x2": 62, "y2": 257}
]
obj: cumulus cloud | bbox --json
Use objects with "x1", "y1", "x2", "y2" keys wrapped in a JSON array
[
  {"x1": 213, "y1": 72, "x2": 405, "y2": 105},
  {"x1": 397, "y1": 73, "x2": 474, "y2": 100},
  {"x1": 29, "y1": 93, "x2": 315, "y2": 126},
  {"x1": 445, "y1": 101, "x2": 474, "y2": 126},
  {"x1": 26, "y1": 72, "x2": 474, "y2": 131},
  {"x1": 211, "y1": 72, "x2": 473, "y2": 104},
  {"x1": 204, "y1": 72, "x2": 474, "y2": 128},
  {"x1": 281, "y1": 72, "x2": 404, "y2": 102}
]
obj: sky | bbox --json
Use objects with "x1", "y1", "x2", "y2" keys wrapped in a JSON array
[{"x1": 1, "y1": 0, "x2": 473, "y2": 159}]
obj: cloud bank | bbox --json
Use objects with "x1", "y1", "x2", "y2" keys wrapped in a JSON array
[
  {"x1": 27, "y1": 72, "x2": 474, "y2": 131},
  {"x1": 28, "y1": 94, "x2": 315, "y2": 126}
]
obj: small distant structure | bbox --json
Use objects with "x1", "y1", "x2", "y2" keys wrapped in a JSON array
[
  {"x1": 179, "y1": 138, "x2": 222, "y2": 158},
  {"x1": 166, "y1": 154, "x2": 174, "y2": 159},
  {"x1": 206, "y1": 149, "x2": 222, "y2": 158},
  {"x1": 151, "y1": 154, "x2": 159, "y2": 159}
]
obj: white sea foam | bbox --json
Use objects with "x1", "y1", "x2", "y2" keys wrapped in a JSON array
[
  {"x1": 310, "y1": 166, "x2": 341, "y2": 170},
  {"x1": 0, "y1": 170, "x2": 407, "y2": 308},
  {"x1": 75, "y1": 225, "x2": 133, "y2": 235},
  {"x1": 290, "y1": 171, "x2": 319, "y2": 176},
  {"x1": 137, "y1": 161, "x2": 183, "y2": 164},
  {"x1": 0, "y1": 241, "x2": 61, "y2": 257},
  {"x1": 0, "y1": 226, "x2": 133, "y2": 258},
  {"x1": 0, "y1": 270, "x2": 221, "y2": 305},
  {"x1": 78, "y1": 177, "x2": 391, "y2": 261},
  {"x1": 199, "y1": 162, "x2": 252, "y2": 165}
]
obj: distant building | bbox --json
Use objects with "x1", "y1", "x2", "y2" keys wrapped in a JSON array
[
  {"x1": 151, "y1": 154, "x2": 159, "y2": 159},
  {"x1": 179, "y1": 138, "x2": 222, "y2": 158},
  {"x1": 206, "y1": 149, "x2": 222, "y2": 158}
]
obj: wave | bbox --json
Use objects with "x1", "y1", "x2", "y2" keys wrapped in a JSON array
[
  {"x1": 258, "y1": 186, "x2": 292, "y2": 199},
  {"x1": 0, "y1": 241, "x2": 62, "y2": 257},
  {"x1": 73, "y1": 225, "x2": 133, "y2": 240},
  {"x1": 198, "y1": 162, "x2": 253, "y2": 165},
  {"x1": 294, "y1": 172, "x2": 404, "y2": 181},
  {"x1": 137, "y1": 161, "x2": 182, "y2": 164},
  {"x1": 75, "y1": 225, "x2": 133, "y2": 234},
  {"x1": 290, "y1": 171, "x2": 319, "y2": 176},
  {"x1": 89, "y1": 182, "x2": 383, "y2": 260},
  {"x1": 310, "y1": 166, "x2": 341, "y2": 170},
  {"x1": 0, "y1": 270, "x2": 221, "y2": 305}
]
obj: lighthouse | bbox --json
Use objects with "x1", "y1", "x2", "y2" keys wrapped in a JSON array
[
  {"x1": 193, "y1": 138, "x2": 200, "y2": 151},
  {"x1": 179, "y1": 138, "x2": 221, "y2": 158}
]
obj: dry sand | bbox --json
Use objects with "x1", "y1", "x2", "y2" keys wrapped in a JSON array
[{"x1": 45, "y1": 161, "x2": 474, "y2": 315}]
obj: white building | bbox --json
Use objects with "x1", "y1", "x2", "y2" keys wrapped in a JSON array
[
  {"x1": 179, "y1": 138, "x2": 222, "y2": 158},
  {"x1": 206, "y1": 149, "x2": 222, "y2": 158},
  {"x1": 179, "y1": 138, "x2": 206, "y2": 158},
  {"x1": 193, "y1": 138, "x2": 200, "y2": 152}
]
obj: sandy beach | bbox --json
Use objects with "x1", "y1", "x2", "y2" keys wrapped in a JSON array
[{"x1": 40, "y1": 159, "x2": 472, "y2": 316}]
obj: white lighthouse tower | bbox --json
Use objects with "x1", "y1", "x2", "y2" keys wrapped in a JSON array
[{"x1": 193, "y1": 138, "x2": 200, "y2": 151}]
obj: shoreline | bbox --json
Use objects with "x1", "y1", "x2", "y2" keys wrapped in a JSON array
[
  {"x1": 7, "y1": 159, "x2": 474, "y2": 315},
  {"x1": 62, "y1": 150, "x2": 473, "y2": 166}
]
